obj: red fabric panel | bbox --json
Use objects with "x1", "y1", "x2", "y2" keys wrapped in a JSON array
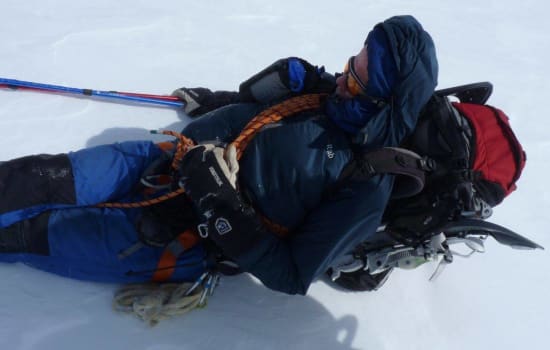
[{"x1": 452, "y1": 103, "x2": 525, "y2": 196}]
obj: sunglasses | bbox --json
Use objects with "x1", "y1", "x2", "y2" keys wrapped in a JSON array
[{"x1": 343, "y1": 56, "x2": 368, "y2": 96}]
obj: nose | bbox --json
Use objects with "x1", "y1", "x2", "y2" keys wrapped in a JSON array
[{"x1": 335, "y1": 74, "x2": 354, "y2": 99}]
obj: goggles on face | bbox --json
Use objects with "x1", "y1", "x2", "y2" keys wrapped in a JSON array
[
  {"x1": 343, "y1": 56, "x2": 368, "y2": 96},
  {"x1": 342, "y1": 56, "x2": 389, "y2": 108}
]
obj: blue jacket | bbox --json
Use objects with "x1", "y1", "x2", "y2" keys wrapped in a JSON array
[{"x1": 182, "y1": 16, "x2": 438, "y2": 294}]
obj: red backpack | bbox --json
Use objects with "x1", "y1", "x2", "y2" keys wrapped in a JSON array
[
  {"x1": 452, "y1": 102, "x2": 526, "y2": 206},
  {"x1": 383, "y1": 83, "x2": 526, "y2": 244}
]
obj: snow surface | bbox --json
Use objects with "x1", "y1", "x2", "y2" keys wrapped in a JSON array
[{"x1": 0, "y1": 1, "x2": 548, "y2": 349}]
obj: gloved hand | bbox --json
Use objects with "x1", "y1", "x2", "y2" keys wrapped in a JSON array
[
  {"x1": 172, "y1": 87, "x2": 218, "y2": 117},
  {"x1": 176, "y1": 144, "x2": 239, "y2": 203},
  {"x1": 177, "y1": 144, "x2": 267, "y2": 259}
]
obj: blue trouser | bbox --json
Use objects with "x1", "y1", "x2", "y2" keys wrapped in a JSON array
[{"x1": 0, "y1": 141, "x2": 206, "y2": 283}]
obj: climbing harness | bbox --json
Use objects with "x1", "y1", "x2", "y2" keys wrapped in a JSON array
[
  {"x1": 97, "y1": 94, "x2": 325, "y2": 211},
  {"x1": 109, "y1": 92, "x2": 448, "y2": 322},
  {"x1": 109, "y1": 94, "x2": 327, "y2": 323},
  {"x1": 96, "y1": 130, "x2": 194, "y2": 210}
]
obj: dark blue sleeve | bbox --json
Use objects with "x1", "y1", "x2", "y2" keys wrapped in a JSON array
[
  {"x1": 181, "y1": 103, "x2": 266, "y2": 144},
  {"x1": 232, "y1": 175, "x2": 394, "y2": 295}
]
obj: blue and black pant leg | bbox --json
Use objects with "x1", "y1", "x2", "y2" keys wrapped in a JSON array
[{"x1": 0, "y1": 141, "x2": 206, "y2": 283}]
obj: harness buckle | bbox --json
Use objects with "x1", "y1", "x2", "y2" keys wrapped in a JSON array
[{"x1": 419, "y1": 156, "x2": 437, "y2": 171}]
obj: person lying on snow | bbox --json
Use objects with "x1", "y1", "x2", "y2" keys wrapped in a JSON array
[{"x1": 0, "y1": 15, "x2": 535, "y2": 305}]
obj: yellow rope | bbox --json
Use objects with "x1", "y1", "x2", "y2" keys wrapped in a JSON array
[{"x1": 113, "y1": 282, "x2": 203, "y2": 326}]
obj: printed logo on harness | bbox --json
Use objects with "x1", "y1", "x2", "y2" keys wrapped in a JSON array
[{"x1": 215, "y1": 217, "x2": 232, "y2": 235}]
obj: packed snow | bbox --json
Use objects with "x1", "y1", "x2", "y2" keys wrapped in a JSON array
[{"x1": 0, "y1": 1, "x2": 548, "y2": 349}]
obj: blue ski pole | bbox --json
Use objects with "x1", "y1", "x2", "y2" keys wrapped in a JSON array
[{"x1": 0, "y1": 77, "x2": 185, "y2": 108}]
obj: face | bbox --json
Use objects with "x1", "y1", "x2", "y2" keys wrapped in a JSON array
[{"x1": 335, "y1": 46, "x2": 369, "y2": 99}]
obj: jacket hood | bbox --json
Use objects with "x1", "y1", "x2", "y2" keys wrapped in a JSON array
[
  {"x1": 360, "y1": 15, "x2": 439, "y2": 147},
  {"x1": 327, "y1": 15, "x2": 438, "y2": 149}
]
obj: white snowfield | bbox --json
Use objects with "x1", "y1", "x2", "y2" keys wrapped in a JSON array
[{"x1": 0, "y1": 1, "x2": 548, "y2": 349}]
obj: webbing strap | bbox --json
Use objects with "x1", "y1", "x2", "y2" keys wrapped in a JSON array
[
  {"x1": 152, "y1": 230, "x2": 200, "y2": 282},
  {"x1": 83, "y1": 94, "x2": 331, "y2": 281},
  {"x1": 152, "y1": 94, "x2": 326, "y2": 279},
  {"x1": 336, "y1": 147, "x2": 429, "y2": 199}
]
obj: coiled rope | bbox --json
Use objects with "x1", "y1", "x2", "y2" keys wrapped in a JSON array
[{"x1": 113, "y1": 282, "x2": 203, "y2": 326}]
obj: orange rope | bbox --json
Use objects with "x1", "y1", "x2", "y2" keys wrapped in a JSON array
[
  {"x1": 230, "y1": 94, "x2": 326, "y2": 236},
  {"x1": 95, "y1": 131, "x2": 195, "y2": 209},
  {"x1": 96, "y1": 188, "x2": 186, "y2": 209},
  {"x1": 231, "y1": 94, "x2": 325, "y2": 160},
  {"x1": 161, "y1": 130, "x2": 195, "y2": 171},
  {"x1": 96, "y1": 94, "x2": 325, "y2": 234}
]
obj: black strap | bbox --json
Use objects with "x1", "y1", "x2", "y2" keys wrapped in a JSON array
[
  {"x1": 431, "y1": 96, "x2": 471, "y2": 165},
  {"x1": 336, "y1": 147, "x2": 433, "y2": 199}
]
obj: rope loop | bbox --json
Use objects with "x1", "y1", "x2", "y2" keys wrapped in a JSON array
[{"x1": 96, "y1": 94, "x2": 325, "y2": 210}]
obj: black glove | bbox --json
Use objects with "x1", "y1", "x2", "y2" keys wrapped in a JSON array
[
  {"x1": 176, "y1": 144, "x2": 239, "y2": 203},
  {"x1": 172, "y1": 87, "x2": 240, "y2": 117},
  {"x1": 295, "y1": 58, "x2": 336, "y2": 94},
  {"x1": 172, "y1": 87, "x2": 216, "y2": 116},
  {"x1": 178, "y1": 144, "x2": 268, "y2": 259}
]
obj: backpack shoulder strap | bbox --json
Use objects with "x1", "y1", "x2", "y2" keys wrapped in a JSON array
[{"x1": 335, "y1": 147, "x2": 434, "y2": 199}]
